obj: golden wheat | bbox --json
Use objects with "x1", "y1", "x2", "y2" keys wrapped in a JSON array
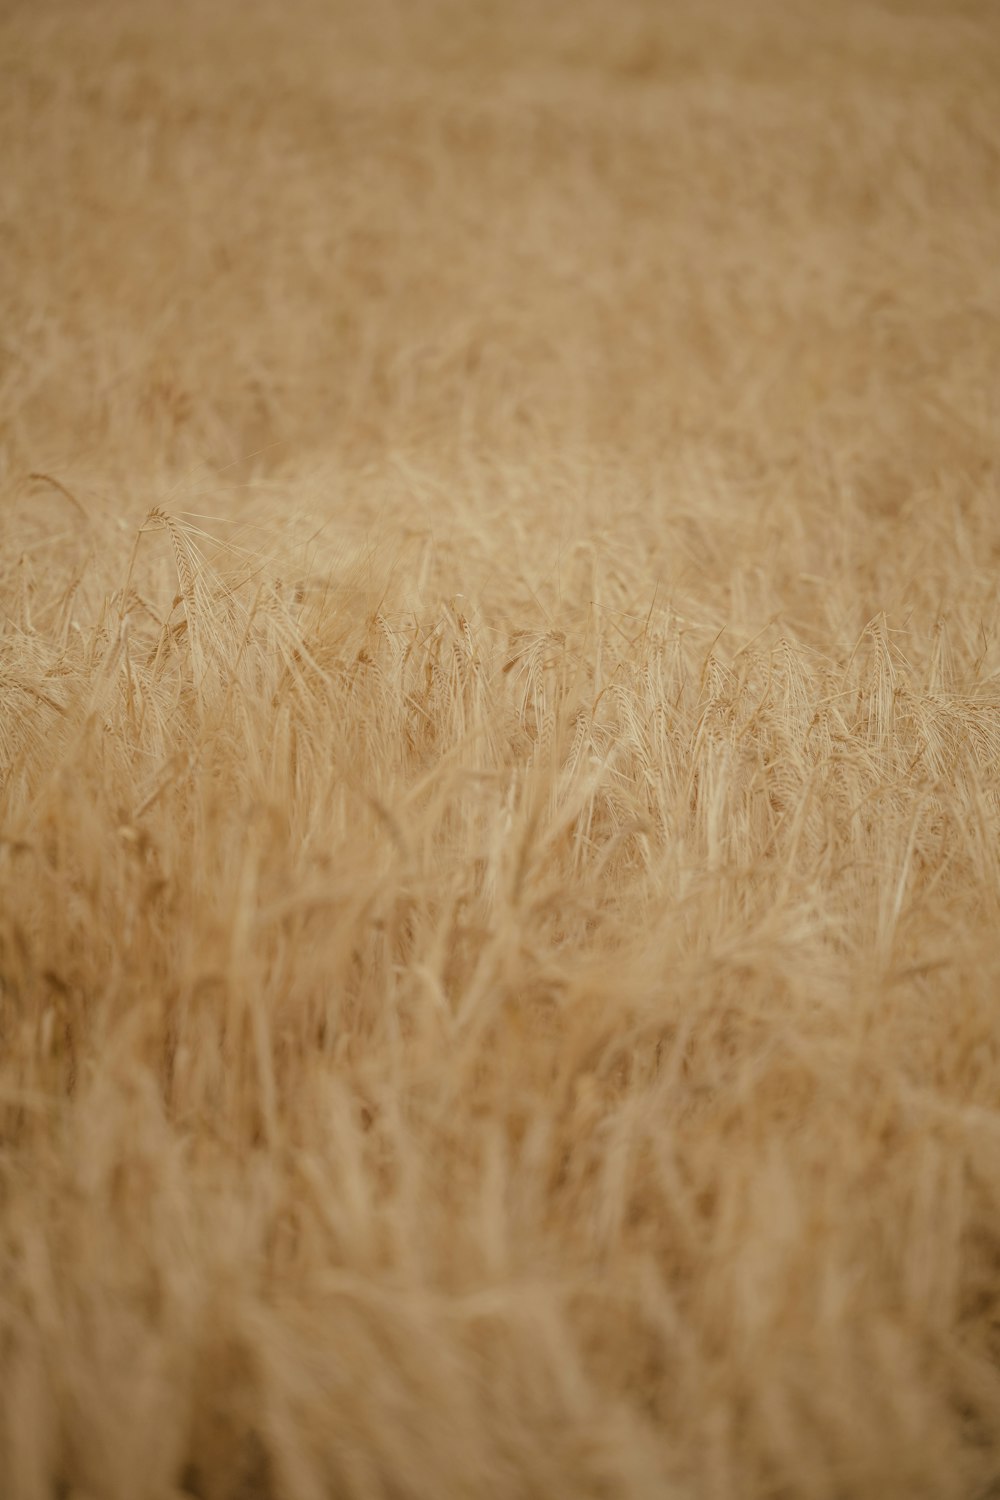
[{"x1": 2, "y1": 1, "x2": 1000, "y2": 1497}]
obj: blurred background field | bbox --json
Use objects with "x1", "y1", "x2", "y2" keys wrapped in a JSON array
[{"x1": 2, "y1": 2, "x2": 1000, "y2": 1497}]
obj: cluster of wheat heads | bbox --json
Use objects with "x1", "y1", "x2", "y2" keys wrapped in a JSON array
[
  {"x1": 4, "y1": 0, "x2": 1000, "y2": 1495},
  {"x1": 1, "y1": 457, "x2": 999, "y2": 1498}
]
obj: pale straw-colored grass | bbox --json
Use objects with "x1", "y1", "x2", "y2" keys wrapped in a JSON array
[{"x1": 2, "y1": 1, "x2": 1000, "y2": 1496}]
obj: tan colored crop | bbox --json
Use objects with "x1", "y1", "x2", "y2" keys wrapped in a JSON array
[{"x1": 2, "y1": 1, "x2": 1000, "y2": 1497}]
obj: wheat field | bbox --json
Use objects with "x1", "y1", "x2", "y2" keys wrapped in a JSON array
[{"x1": 2, "y1": 1, "x2": 1000, "y2": 1496}]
